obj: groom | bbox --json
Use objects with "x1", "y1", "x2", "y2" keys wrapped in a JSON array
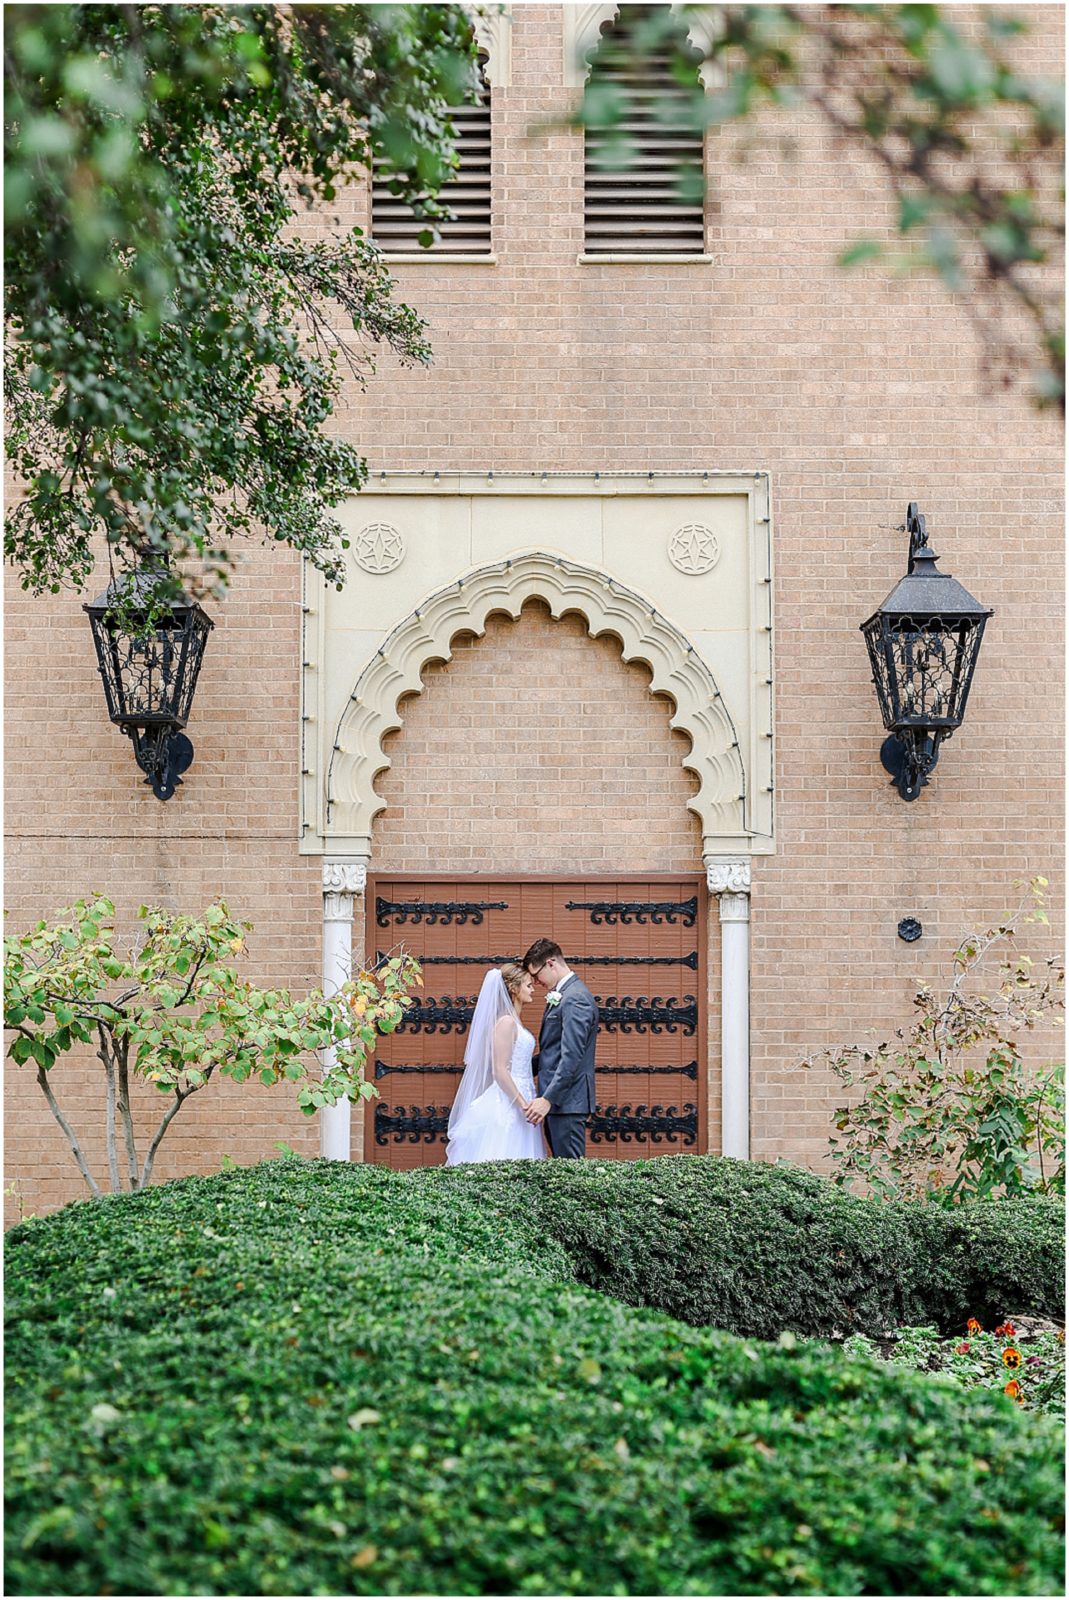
[{"x1": 521, "y1": 938, "x2": 599, "y2": 1159}]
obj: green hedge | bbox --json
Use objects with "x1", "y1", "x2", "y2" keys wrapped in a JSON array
[
  {"x1": 905, "y1": 1196, "x2": 1067, "y2": 1330},
  {"x1": 417, "y1": 1154, "x2": 1065, "y2": 1339},
  {"x1": 5, "y1": 1159, "x2": 1064, "y2": 1596}
]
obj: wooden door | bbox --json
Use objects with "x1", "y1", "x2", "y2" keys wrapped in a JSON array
[{"x1": 365, "y1": 876, "x2": 706, "y2": 1170}]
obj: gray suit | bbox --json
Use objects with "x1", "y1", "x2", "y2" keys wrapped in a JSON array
[{"x1": 536, "y1": 974, "x2": 598, "y2": 1159}]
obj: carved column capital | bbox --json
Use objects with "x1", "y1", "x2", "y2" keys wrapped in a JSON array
[
  {"x1": 717, "y1": 892, "x2": 751, "y2": 925},
  {"x1": 323, "y1": 861, "x2": 367, "y2": 895},
  {"x1": 323, "y1": 860, "x2": 368, "y2": 922},
  {"x1": 704, "y1": 857, "x2": 752, "y2": 897}
]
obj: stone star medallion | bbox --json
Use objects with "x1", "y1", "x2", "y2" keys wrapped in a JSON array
[
  {"x1": 668, "y1": 522, "x2": 720, "y2": 576},
  {"x1": 354, "y1": 522, "x2": 406, "y2": 574}
]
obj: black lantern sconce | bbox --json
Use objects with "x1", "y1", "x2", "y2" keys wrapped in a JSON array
[
  {"x1": 84, "y1": 571, "x2": 213, "y2": 801},
  {"x1": 860, "y1": 504, "x2": 992, "y2": 801}
]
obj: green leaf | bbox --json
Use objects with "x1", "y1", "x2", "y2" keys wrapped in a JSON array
[
  {"x1": 63, "y1": 55, "x2": 144, "y2": 117},
  {"x1": 838, "y1": 238, "x2": 884, "y2": 269},
  {"x1": 923, "y1": 225, "x2": 965, "y2": 291},
  {"x1": 19, "y1": 115, "x2": 78, "y2": 159},
  {"x1": 926, "y1": 38, "x2": 996, "y2": 102},
  {"x1": 898, "y1": 193, "x2": 931, "y2": 234}
]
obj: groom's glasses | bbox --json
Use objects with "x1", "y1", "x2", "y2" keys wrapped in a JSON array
[{"x1": 527, "y1": 962, "x2": 549, "y2": 980}]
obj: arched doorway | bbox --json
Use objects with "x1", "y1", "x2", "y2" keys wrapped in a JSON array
[
  {"x1": 307, "y1": 480, "x2": 771, "y2": 1167},
  {"x1": 366, "y1": 600, "x2": 711, "y2": 1166}
]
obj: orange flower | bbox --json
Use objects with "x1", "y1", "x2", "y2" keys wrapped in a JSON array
[
  {"x1": 1002, "y1": 1347, "x2": 1022, "y2": 1369},
  {"x1": 994, "y1": 1321, "x2": 1016, "y2": 1338},
  {"x1": 966, "y1": 1318, "x2": 982, "y2": 1335},
  {"x1": 1003, "y1": 1379, "x2": 1022, "y2": 1401}
]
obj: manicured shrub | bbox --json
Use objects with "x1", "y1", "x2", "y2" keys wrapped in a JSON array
[
  {"x1": 417, "y1": 1155, "x2": 1065, "y2": 1338},
  {"x1": 905, "y1": 1195, "x2": 1066, "y2": 1330},
  {"x1": 5, "y1": 1162, "x2": 1064, "y2": 1597}
]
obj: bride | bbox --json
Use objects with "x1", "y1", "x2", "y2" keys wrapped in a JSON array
[{"x1": 445, "y1": 964, "x2": 547, "y2": 1165}]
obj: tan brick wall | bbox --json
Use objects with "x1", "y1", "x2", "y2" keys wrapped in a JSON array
[
  {"x1": 4, "y1": 5, "x2": 1062, "y2": 1219},
  {"x1": 374, "y1": 601, "x2": 703, "y2": 873},
  {"x1": 3, "y1": 543, "x2": 325, "y2": 1222}
]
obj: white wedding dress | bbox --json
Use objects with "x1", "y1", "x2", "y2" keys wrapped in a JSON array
[{"x1": 445, "y1": 1023, "x2": 547, "y2": 1165}]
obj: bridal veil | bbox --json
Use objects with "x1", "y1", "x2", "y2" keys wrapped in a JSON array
[{"x1": 448, "y1": 968, "x2": 517, "y2": 1137}]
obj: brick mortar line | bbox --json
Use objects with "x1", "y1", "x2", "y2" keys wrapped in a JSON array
[{"x1": 4, "y1": 834, "x2": 302, "y2": 842}]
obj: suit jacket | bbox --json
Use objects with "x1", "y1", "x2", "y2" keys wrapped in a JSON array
[{"x1": 536, "y1": 975, "x2": 598, "y2": 1114}]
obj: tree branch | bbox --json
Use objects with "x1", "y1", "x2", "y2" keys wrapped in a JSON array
[
  {"x1": 140, "y1": 1063, "x2": 217, "y2": 1188},
  {"x1": 172, "y1": 948, "x2": 208, "y2": 1009},
  {"x1": 35, "y1": 1065, "x2": 101, "y2": 1197},
  {"x1": 99, "y1": 1024, "x2": 121, "y2": 1193},
  {"x1": 39, "y1": 988, "x2": 130, "y2": 1021},
  {"x1": 116, "y1": 1036, "x2": 140, "y2": 1189}
]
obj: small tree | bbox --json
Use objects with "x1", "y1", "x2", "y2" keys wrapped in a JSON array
[
  {"x1": 3, "y1": 894, "x2": 420, "y2": 1195},
  {"x1": 801, "y1": 879, "x2": 1065, "y2": 1203}
]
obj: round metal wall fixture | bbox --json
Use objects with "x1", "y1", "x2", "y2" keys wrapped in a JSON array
[
  {"x1": 355, "y1": 522, "x2": 406, "y2": 574},
  {"x1": 669, "y1": 523, "x2": 720, "y2": 575},
  {"x1": 897, "y1": 917, "x2": 923, "y2": 943}
]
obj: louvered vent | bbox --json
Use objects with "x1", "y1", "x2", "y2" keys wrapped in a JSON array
[
  {"x1": 585, "y1": 14, "x2": 705, "y2": 256},
  {"x1": 372, "y1": 59, "x2": 491, "y2": 256}
]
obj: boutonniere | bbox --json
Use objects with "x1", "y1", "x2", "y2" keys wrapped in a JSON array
[{"x1": 545, "y1": 990, "x2": 562, "y2": 1008}]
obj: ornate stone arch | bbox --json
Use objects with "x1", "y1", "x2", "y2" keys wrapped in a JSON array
[
  {"x1": 465, "y1": 2, "x2": 511, "y2": 86},
  {"x1": 325, "y1": 552, "x2": 746, "y2": 856},
  {"x1": 564, "y1": 4, "x2": 724, "y2": 89}
]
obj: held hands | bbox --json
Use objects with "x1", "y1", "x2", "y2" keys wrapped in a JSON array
[{"x1": 524, "y1": 1096, "x2": 552, "y2": 1125}]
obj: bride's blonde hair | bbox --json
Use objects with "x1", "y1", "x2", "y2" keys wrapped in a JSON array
[{"x1": 500, "y1": 962, "x2": 526, "y2": 1003}]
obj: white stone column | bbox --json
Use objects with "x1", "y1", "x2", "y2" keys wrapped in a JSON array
[
  {"x1": 320, "y1": 861, "x2": 368, "y2": 1161},
  {"x1": 705, "y1": 858, "x2": 752, "y2": 1160}
]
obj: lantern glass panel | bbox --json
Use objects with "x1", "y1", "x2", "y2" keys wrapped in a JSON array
[
  {"x1": 889, "y1": 617, "x2": 954, "y2": 725},
  {"x1": 93, "y1": 607, "x2": 210, "y2": 730},
  {"x1": 861, "y1": 616, "x2": 897, "y2": 727},
  {"x1": 108, "y1": 621, "x2": 176, "y2": 724},
  {"x1": 863, "y1": 612, "x2": 987, "y2": 734},
  {"x1": 895, "y1": 615, "x2": 987, "y2": 727}
]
